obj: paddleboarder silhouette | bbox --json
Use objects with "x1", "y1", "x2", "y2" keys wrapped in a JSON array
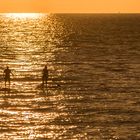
[{"x1": 3, "y1": 66, "x2": 13, "y2": 87}]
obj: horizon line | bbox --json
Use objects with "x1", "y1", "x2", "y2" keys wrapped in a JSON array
[{"x1": 0, "y1": 12, "x2": 140, "y2": 14}]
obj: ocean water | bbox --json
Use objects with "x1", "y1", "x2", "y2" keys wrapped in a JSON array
[{"x1": 0, "y1": 14, "x2": 139, "y2": 139}]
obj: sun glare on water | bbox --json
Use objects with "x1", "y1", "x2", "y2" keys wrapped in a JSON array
[{"x1": 5, "y1": 13, "x2": 43, "y2": 19}]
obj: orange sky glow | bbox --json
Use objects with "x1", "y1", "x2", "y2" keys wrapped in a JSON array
[{"x1": 0, "y1": 0, "x2": 140, "y2": 13}]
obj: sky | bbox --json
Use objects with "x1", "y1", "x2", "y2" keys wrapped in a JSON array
[{"x1": 0, "y1": 0, "x2": 140, "y2": 13}]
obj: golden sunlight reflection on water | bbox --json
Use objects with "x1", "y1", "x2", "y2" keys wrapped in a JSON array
[
  {"x1": 0, "y1": 14, "x2": 139, "y2": 139},
  {"x1": 5, "y1": 13, "x2": 44, "y2": 19},
  {"x1": 0, "y1": 13, "x2": 68, "y2": 139}
]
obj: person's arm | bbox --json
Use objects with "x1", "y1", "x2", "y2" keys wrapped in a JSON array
[
  {"x1": 11, "y1": 72, "x2": 14, "y2": 76},
  {"x1": 10, "y1": 70, "x2": 14, "y2": 76}
]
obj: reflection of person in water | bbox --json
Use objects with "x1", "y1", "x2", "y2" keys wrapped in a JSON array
[
  {"x1": 42, "y1": 66, "x2": 48, "y2": 86},
  {"x1": 4, "y1": 66, "x2": 13, "y2": 87}
]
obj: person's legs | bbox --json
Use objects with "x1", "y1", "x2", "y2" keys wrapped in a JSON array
[
  {"x1": 8, "y1": 78, "x2": 10, "y2": 87},
  {"x1": 5, "y1": 77, "x2": 8, "y2": 87},
  {"x1": 45, "y1": 77, "x2": 48, "y2": 85},
  {"x1": 5, "y1": 79, "x2": 6, "y2": 87}
]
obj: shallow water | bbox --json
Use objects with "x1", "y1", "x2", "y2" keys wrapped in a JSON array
[{"x1": 0, "y1": 14, "x2": 140, "y2": 139}]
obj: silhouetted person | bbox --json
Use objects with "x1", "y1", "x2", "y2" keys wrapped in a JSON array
[
  {"x1": 4, "y1": 66, "x2": 13, "y2": 87},
  {"x1": 42, "y1": 66, "x2": 48, "y2": 86}
]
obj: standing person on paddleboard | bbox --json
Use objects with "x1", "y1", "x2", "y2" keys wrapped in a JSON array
[
  {"x1": 42, "y1": 65, "x2": 48, "y2": 86},
  {"x1": 3, "y1": 66, "x2": 13, "y2": 87}
]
